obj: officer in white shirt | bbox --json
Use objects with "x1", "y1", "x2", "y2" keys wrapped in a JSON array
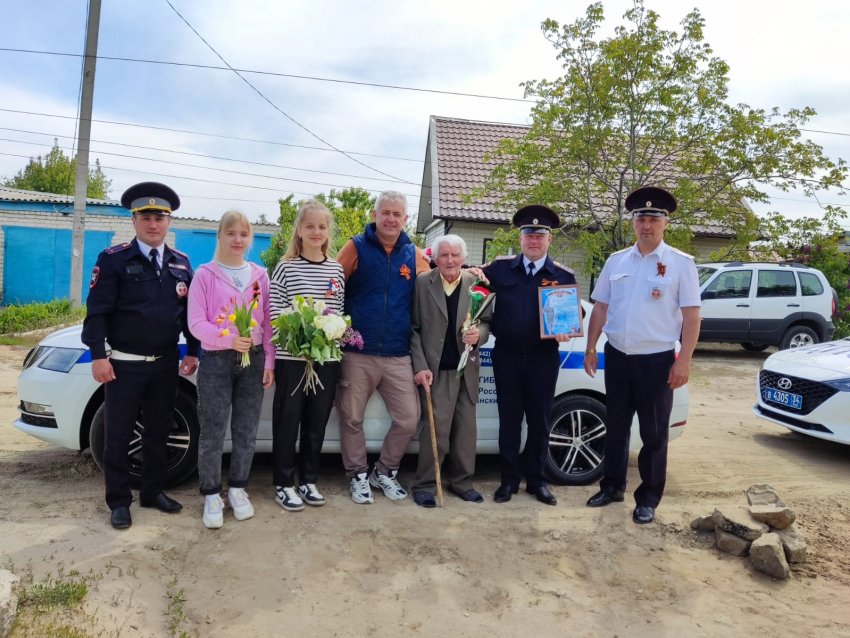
[{"x1": 583, "y1": 187, "x2": 701, "y2": 524}]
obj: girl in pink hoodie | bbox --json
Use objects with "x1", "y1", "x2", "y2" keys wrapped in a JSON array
[{"x1": 187, "y1": 210, "x2": 274, "y2": 529}]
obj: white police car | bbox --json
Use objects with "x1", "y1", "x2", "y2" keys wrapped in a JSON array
[
  {"x1": 754, "y1": 339, "x2": 850, "y2": 445},
  {"x1": 15, "y1": 301, "x2": 691, "y2": 487}
]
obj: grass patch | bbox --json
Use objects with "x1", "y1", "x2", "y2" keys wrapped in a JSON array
[
  {"x1": 165, "y1": 577, "x2": 190, "y2": 637},
  {"x1": 0, "y1": 298, "x2": 86, "y2": 334},
  {"x1": 19, "y1": 577, "x2": 88, "y2": 610}
]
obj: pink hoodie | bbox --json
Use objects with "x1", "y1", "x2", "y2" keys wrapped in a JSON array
[{"x1": 187, "y1": 262, "x2": 275, "y2": 370}]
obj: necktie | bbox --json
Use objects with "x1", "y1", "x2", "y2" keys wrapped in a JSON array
[
  {"x1": 149, "y1": 248, "x2": 161, "y2": 276},
  {"x1": 527, "y1": 262, "x2": 535, "y2": 279}
]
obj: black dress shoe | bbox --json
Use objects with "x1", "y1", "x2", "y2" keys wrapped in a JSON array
[
  {"x1": 633, "y1": 505, "x2": 655, "y2": 524},
  {"x1": 494, "y1": 485, "x2": 517, "y2": 503},
  {"x1": 139, "y1": 493, "x2": 183, "y2": 513},
  {"x1": 586, "y1": 489, "x2": 625, "y2": 508},
  {"x1": 528, "y1": 486, "x2": 557, "y2": 506},
  {"x1": 110, "y1": 507, "x2": 132, "y2": 529}
]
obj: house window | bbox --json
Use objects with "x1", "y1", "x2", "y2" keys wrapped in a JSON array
[{"x1": 482, "y1": 238, "x2": 494, "y2": 262}]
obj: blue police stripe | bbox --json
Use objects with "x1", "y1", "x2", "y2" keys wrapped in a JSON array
[
  {"x1": 478, "y1": 347, "x2": 604, "y2": 370},
  {"x1": 76, "y1": 344, "x2": 189, "y2": 366}
]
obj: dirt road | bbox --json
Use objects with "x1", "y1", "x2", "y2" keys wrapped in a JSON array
[{"x1": 1, "y1": 344, "x2": 849, "y2": 637}]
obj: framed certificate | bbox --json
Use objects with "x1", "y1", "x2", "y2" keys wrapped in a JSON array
[{"x1": 539, "y1": 284, "x2": 584, "y2": 338}]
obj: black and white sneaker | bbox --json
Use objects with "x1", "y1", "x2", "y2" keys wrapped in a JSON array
[
  {"x1": 298, "y1": 483, "x2": 325, "y2": 507},
  {"x1": 369, "y1": 468, "x2": 408, "y2": 500},
  {"x1": 275, "y1": 486, "x2": 305, "y2": 512}
]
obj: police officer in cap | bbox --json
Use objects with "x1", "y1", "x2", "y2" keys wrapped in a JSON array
[
  {"x1": 583, "y1": 187, "x2": 701, "y2": 524},
  {"x1": 473, "y1": 205, "x2": 576, "y2": 505},
  {"x1": 82, "y1": 182, "x2": 200, "y2": 529}
]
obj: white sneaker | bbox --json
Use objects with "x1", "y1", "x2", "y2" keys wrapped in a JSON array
[
  {"x1": 350, "y1": 473, "x2": 374, "y2": 504},
  {"x1": 228, "y1": 488, "x2": 254, "y2": 521},
  {"x1": 203, "y1": 494, "x2": 224, "y2": 529},
  {"x1": 275, "y1": 486, "x2": 305, "y2": 512},
  {"x1": 298, "y1": 483, "x2": 325, "y2": 507},
  {"x1": 369, "y1": 468, "x2": 408, "y2": 500}
]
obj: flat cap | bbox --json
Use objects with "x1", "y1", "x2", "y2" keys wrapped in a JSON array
[{"x1": 120, "y1": 182, "x2": 180, "y2": 215}]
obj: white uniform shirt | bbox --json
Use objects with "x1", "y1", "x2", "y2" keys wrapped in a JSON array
[
  {"x1": 591, "y1": 240, "x2": 701, "y2": 355},
  {"x1": 136, "y1": 238, "x2": 164, "y2": 270}
]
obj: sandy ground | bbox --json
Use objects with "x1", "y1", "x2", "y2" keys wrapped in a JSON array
[{"x1": 1, "y1": 343, "x2": 849, "y2": 638}]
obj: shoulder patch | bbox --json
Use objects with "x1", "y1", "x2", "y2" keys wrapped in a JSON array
[
  {"x1": 553, "y1": 261, "x2": 574, "y2": 274},
  {"x1": 670, "y1": 247, "x2": 696, "y2": 259},
  {"x1": 170, "y1": 246, "x2": 189, "y2": 259},
  {"x1": 104, "y1": 242, "x2": 131, "y2": 255}
]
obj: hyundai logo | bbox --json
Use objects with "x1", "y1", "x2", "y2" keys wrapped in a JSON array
[{"x1": 777, "y1": 377, "x2": 793, "y2": 390}]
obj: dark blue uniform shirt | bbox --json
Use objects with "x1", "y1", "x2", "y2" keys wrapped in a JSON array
[
  {"x1": 81, "y1": 238, "x2": 200, "y2": 360},
  {"x1": 482, "y1": 254, "x2": 577, "y2": 355}
]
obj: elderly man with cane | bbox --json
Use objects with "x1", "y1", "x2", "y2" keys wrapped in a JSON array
[{"x1": 409, "y1": 235, "x2": 493, "y2": 507}]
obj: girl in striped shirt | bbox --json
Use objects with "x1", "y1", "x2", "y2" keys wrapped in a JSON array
[{"x1": 269, "y1": 200, "x2": 345, "y2": 511}]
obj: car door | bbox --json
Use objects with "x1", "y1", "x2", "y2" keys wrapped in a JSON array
[
  {"x1": 699, "y1": 269, "x2": 753, "y2": 340},
  {"x1": 798, "y1": 271, "x2": 830, "y2": 318},
  {"x1": 748, "y1": 268, "x2": 801, "y2": 342}
]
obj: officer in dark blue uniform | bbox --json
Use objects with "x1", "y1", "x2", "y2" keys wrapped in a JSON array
[
  {"x1": 479, "y1": 205, "x2": 577, "y2": 506},
  {"x1": 82, "y1": 182, "x2": 200, "y2": 529}
]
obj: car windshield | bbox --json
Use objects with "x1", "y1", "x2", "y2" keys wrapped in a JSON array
[{"x1": 697, "y1": 266, "x2": 717, "y2": 286}]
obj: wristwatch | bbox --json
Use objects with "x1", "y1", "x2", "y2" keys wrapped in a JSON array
[{"x1": 585, "y1": 348, "x2": 597, "y2": 354}]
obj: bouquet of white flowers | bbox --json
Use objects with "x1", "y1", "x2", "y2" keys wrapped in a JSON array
[{"x1": 272, "y1": 295, "x2": 363, "y2": 393}]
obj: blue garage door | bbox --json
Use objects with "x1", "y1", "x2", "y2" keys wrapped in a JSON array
[
  {"x1": 2, "y1": 227, "x2": 114, "y2": 305},
  {"x1": 173, "y1": 230, "x2": 273, "y2": 269}
]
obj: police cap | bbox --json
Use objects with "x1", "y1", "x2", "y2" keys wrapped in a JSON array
[
  {"x1": 625, "y1": 186, "x2": 677, "y2": 217},
  {"x1": 512, "y1": 204, "x2": 561, "y2": 234},
  {"x1": 120, "y1": 182, "x2": 181, "y2": 216}
]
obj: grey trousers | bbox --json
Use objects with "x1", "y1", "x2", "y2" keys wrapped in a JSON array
[
  {"x1": 410, "y1": 370, "x2": 477, "y2": 494},
  {"x1": 197, "y1": 348, "x2": 265, "y2": 496}
]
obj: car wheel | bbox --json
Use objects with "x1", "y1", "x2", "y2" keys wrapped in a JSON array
[
  {"x1": 88, "y1": 387, "x2": 199, "y2": 488},
  {"x1": 779, "y1": 325, "x2": 818, "y2": 350},
  {"x1": 546, "y1": 394, "x2": 607, "y2": 486},
  {"x1": 741, "y1": 342, "x2": 770, "y2": 352}
]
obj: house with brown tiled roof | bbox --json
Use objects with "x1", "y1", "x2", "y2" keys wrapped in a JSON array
[{"x1": 416, "y1": 115, "x2": 740, "y2": 296}]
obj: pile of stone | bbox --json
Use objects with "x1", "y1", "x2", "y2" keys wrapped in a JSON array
[{"x1": 690, "y1": 483, "x2": 806, "y2": 580}]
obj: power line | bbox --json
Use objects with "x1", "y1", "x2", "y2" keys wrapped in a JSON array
[
  {"x1": 162, "y1": 0, "x2": 411, "y2": 184},
  {"x1": 0, "y1": 151, "x2": 421, "y2": 200},
  {"x1": 0, "y1": 107, "x2": 426, "y2": 162},
  {"x1": 0, "y1": 138, "x2": 423, "y2": 196},
  {"x1": 0, "y1": 126, "x2": 409, "y2": 183},
  {"x1": 0, "y1": 46, "x2": 529, "y2": 104}
]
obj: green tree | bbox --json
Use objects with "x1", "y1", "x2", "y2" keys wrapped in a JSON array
[
  {"x1": 260, "y1": 194, "x2": 300, "y2": 275},
  {"x1": 2, "y1": 140, "x2": 112, "y2": 199},
  {"x1": 472, "y1": 1, "x2": 846, "y2": 278}
]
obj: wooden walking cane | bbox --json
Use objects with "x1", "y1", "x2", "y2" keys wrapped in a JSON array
[{"x1": 425, "y1": 389, "x2": 444, "y2": 507}]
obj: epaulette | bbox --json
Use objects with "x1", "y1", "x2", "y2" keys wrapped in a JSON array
[
  {"x1": 670, "y1": 247, "x2": 696, "y2": 259},
  {"x1": 484, "y1": 255, "x2": 514, "y2": 267},
  {"x1": 170, "y1": 246, "x2": 189, "y2": 259},
  {"x1": 104, "y1": 242, "x2": 131, "y2": 255},
  {"x1": 553, "y1": 261, "x2": 574, "y2": 274}
]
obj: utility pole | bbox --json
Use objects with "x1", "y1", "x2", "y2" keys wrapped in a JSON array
[{"x1": 69, "y1": 0, "x2": 102, "y2": 308}]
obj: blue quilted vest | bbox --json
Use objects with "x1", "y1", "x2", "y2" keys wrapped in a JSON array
[{"x1": 343, "y1": 223, "x2": 416, "y2": 357}]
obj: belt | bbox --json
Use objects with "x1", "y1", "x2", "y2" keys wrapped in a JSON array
[{"x1": 107, "y1": 349, "x2": 162, "y2": 362}]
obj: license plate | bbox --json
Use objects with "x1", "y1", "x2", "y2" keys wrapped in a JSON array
[{"x1": 764, "y1": 387, "x2": 803, "y2": 410}]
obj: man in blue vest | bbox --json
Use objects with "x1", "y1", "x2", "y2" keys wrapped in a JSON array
[{"x1": 336, "y1": 191, "x2": 432, "y2": 504}]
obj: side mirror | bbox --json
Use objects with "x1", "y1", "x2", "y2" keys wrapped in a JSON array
[{"x1": 701, "y1": 290, "x2": 717, "y2": 300}]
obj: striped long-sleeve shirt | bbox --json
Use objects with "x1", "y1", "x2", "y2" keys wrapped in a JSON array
[{"x1": 269, "y1": 256, "x2": 346, "y2": 361}]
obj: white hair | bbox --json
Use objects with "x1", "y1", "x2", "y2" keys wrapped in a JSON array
[
  {"x1": 431, "y1": 234, "x2": 468, "y2": 260},
  {"x1": 374, "y1": 190, "x2": 408, "y2": 215}
]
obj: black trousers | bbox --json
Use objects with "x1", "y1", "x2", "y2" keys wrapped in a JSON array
[
  {"x1": 272, "y1": 359, "x2": 340, "y2": 487},
  {"x1": 492, "y1": 345, "x2": 560, "y2": 491},
  {"x1": 600, "y1": 343, "x2": 675, "y2": 508},
  {"x1": 103, "y1": 351, "x2": 179, "y2": 510}
]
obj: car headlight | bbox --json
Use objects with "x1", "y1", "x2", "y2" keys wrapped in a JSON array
[
  {"x1": 37, "y1": 348, "x2": 86, "y2": 373},
  {"x1": 824, "y1": 378, "x2": 850, "y2": 392},
  {"x1": 22, "y1": 346, "x2": 50, "y2": 370}
]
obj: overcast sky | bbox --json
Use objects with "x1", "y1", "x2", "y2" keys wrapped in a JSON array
[{"x1": 1, "y1": 0, "x2": 849, "y2": 224}]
